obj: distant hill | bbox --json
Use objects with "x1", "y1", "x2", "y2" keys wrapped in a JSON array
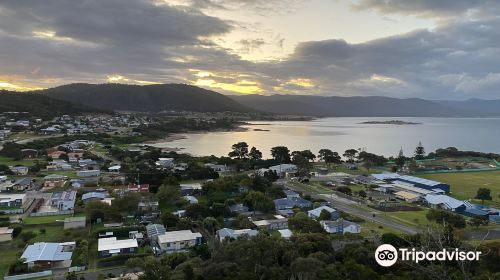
[
  {"x1": 0, "y1": 90, "x2": 106, "y2": 118},
  {"x1": 229, "y1": 94, "x2": 479, "y2": 117},
  {"x1": 435, "y1": 99, "x2": 500, "y2": 116},
  {"x1": 35, "y1": 83, "x2": 252, "y2": 113}
]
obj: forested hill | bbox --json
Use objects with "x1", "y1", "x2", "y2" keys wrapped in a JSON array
[
  {"x1": 229, "y1": 94, "x2": 497, "y2": 117},
  {"x1": 34, "y1": 83, "x2": 253, "y2": 113},
  {"x1": 0, "y1": 90, "x2": 107, "y2": 118}
]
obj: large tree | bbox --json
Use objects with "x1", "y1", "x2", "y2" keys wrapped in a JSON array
[
  {"x1": 228, "y1": 142, "x2": 249, "y2": 159},
  {"x1": 414, "y1": 141, "x2": 426, "y2": 159},
  {"x1": 343, "y1": 149, "x2": 358, "y2": 163},
  {"x1": 318, "y1": 149, "x2": 342, "y2": 166},
  {"x1": 271, "y1": 146, "x2": 291, "y2": 163},
  {"x1": 249, "y1": 146, "x2": 262, "y2": 161},
  {"x1": 475, "y1": 188, "x2": 492, "y2": 203}
]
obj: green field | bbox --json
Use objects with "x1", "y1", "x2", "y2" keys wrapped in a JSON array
[
  {"x1": 23, "y1": 213, "x2": 85, "y2": 225},
  {"x1": 383, "y1": 209, "x2": 431, "y2": 227},
  {"x1": 0, "y1": 156, "x2": 40, "y2": 167},
  {"x1": 419, "y1": 171, "x2": 500, "y2": 207}
]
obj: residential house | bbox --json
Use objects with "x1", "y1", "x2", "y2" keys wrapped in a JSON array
[
  {"x1": 47, "y1": 150, "x2": 67, "y2": 159},
  {"x1": 64, "y1": 217, "x2": 86, "y2": 229},
  {"x1": 21, "y1": 149, "x2": 38, "y2": 159},
  {"x1": 51, "y1": 190, "x2": 76, "y2": 211},
  {"x1": 43, "y1": 174, "x2": 66, "y2": 188},
  {"x1": 0, "y1": 193, "x2": 26, "y2": 213},
  {"x1": 155, "y1": 158, "x2": 175, "y2": 169},
  {"x1": 138, "y1": 200, "x2": 159, "y2": 212},
  {"x1": 13, "y1": 178, "x2": 35, "y2": 191},
  {"x1": 183, "y1": 195, "x2": 198, "y2": 204},
  {"x1": 46, "y1": 160, "x2": 72, "y2": 171},
  {"x1": 77, "y1": 170, "x2": 101, "y2": 185},
  {"x1": 128, "y1": 183, "x2": 150, "y2": 193},
  {"x1": 321, "y1": 219, "x2": 361, "y2": 234},
  {"x1": 157, "y1": 230, "x2": 203, "y2": 253},
  {"x1": 278, "y1": 229, "x2": 293, "y2": 239},
  {"x1": 82, "y1": 192, "x2": 108, "y2": 204},
  {"x1": 0, "y1": 227, "x2": 13, "y2": 242},
  {"x1": 307, "y1": 206, "x2": 340, "y2": 220},
  {"x1": 146, "y1": 224, "x2": 167, "y2": 249},
  {"x1": 252, "y1": 216, "x2": 288, "y2": 230},
  {"x1": 229, "y1": 203, "x2": 250, "y2": 215},
  {"x1": 21, "y1": 242, "x2": 76, "y2": 269},
  {"x1": 98, "y1": 237, "x2": 138, "y2": 257},
  {"x1": 273, "y1": 197, "x2": 312, "y2": 210},
  {"x1": 259, "y1": 164, "x2": 298, "y2": 178},
  {"x1": 180, "y1": 183, "x2": 202, "y2": 196},
  {"x1": 216, "y1": 228, "x2": 258, "y2": 242},
  {"x1": 10, "y1": 165, "x2": 29, "y2": 175},
  {"x1": 204, "y1": 163, "x2": 228, "y2": 172},
  {"x1": 108, "y1": 165, "x2": 121, "y2": 173}
]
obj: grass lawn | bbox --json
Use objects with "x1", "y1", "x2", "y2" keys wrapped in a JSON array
[
  {"x1": 383, "y1": 208, "x2": 431, "y2": 227},
  {"x1": 0, "y1": 243, "x2": 20, "y2": 278},
  {"x1": 359, "y1": 219, "x2": 403, "y2": 237},
  {"x1": 419, "y1": 171, "x2": 500, "y2": 207},
  {"x1": 0, "y1": 156, "x2": 40, "y2": 167},
  {"x1": 23, "y1": 213, "x2": 85, "y2": 225}
]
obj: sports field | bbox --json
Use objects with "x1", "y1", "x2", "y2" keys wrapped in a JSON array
[{"x1": 419, "y1": 171, "x2": 500, "y2": 207}]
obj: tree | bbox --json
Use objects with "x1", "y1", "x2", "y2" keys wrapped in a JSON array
[
  {"x1": 292, "y1": 153, "x2": 313, "y2": 177},
  {"x1": 408, "y1": 159, "x2": 418, "y2": 174},
  {"x1": 270, "y1": 146, "x2": 291, "y2": 163},
  {"x1": 161, "y1": 212, "x2": 179, "y2": 228},
  {"x1": 244, "y1": 191, "x2": 275, "y2": 213},
  {"x1": 292, "y1": 150, "x2": 316, "y2": 162},
  {"x1": 288, "y1": 212, "x2": 324, "y2": 233},
  {"x1": 470, "y1": 216, "x2": 488, "y2": 228},
  {"x1": 203, "y1": 217, "x2": 220, "y2": 235},
  {"x1": 66, "y1": 272, "x2": 78, "y2": 280},
  {"x1": 228, "y1": 142, "x2": 249, "y2": 159},
  {"x1": 318, "y1": 209, "x2": 332, "y2": 221},
  {"x1": 249, "y1": 147, "x2": 262, "y2": 161},
  {"x1": 394, "y1": 148, "x2": 406, "y2": 170},
  {"x1": 476, "y1": 188, "x2": 492, "y2": 203},
  {"x1": 343, "y1": 149, "x2": 358, "y2": 163},
  {"x1": 414, "y1": 141, "x2": 426, "y2": 159},
  {"x1": 362, "y1": 160, "x2": 372, "y2": 172},
  {"x1": 318, "y1": 149, "x2": 342, "y2": 166},
  {"x1": 157, "y1": 184, "x2": 182, "y2": 210}
]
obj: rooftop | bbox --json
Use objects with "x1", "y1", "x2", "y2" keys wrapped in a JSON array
[
  {"x1": 98, "y1": 237, "x2": 138, "y2": 252},
  {"x1": 21, "y1": 242, "x2": 74, "y2": 263},
  {"x1": 157, "y1": 230, "x2": 202, "y2": 244}
]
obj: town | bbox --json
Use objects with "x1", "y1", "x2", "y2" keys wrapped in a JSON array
[{"x1": 0, "y1": 111, "x2": 499, "y2": 280}]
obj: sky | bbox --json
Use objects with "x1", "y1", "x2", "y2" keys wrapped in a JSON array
[{"x1": 0, "y1": 0, "x2": 499, "y2": 99}]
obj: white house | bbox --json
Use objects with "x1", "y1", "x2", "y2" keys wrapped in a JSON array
[
  {"x1": 307, "y1": 206, "x2": 340, "y2": 220},
  {"x1": 98, "y1": 237, "x2": 138, "y2": 257},
  {"x1": 157, "y1": 230, "x2": 202, "y2": 253},
  {"x1": 183, "y1": 195, "x2": 198, "y2": 204},
  {"x1": 321, "y1": 219, "x2": 361, "y2": 234}
]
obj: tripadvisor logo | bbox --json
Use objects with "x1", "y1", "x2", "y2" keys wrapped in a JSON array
[{"x1": 375, "y1": 244, "x2": 482, "y2": 267}]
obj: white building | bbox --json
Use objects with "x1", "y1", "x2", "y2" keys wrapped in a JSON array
[
  {"x1": 216, "y1": 228, "x2": 258, "y2": 242},
  {"x1": 157, "y1": 230, "x2": 202, "y2": 253},
  {"x1": 321, "y1": 219, "x2": 361, "y2": 234},
  {"x1": 98, "y1": 237, "x2": 138, "y2": 257}
]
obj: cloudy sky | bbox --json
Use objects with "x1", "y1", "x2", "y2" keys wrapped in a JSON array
[{"x1": 0, "y1": 0, "x2": 499, "y2": 99}]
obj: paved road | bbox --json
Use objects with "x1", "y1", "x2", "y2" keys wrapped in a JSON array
[{"x1": 282, "y1": 180, "x2": 420, "y2": 235}]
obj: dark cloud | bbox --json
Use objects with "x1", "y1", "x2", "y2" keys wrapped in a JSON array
[{"x1": 0, "y1": 0, "x2": 499, "y2": 100}]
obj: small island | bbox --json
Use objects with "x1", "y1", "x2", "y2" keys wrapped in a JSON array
[{"x1": 359, "y1": 120, "x2": 421, "y2": 125}]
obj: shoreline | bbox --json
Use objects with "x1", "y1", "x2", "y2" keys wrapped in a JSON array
[{"x1": 144, "y1": 125, "x2": 249, "y2": 145}]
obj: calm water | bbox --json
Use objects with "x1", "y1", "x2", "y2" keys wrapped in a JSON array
[{"x1": 150, "y1": 117, "x2": 500, "y2": 158}]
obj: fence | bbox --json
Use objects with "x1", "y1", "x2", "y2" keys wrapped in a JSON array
[
  {"x1": 68, "y1": 266, "x2": 86, "y2": 272},
  {"x1": 30, "y1": 209, "x2": 74, "y2": 217},
  {"x1": 4, "y1": 271, "x2": 52, "y2": 280}
]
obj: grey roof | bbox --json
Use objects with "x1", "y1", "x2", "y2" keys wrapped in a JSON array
[
  {"x1": 308, "y1": 206, "x2": 338, "y2": 217},
  {"x1": 424, "y1": 194, "x2": 464, "y2": 209},
  {"x1": 64, "y1": 217, "x2": 86, "y2": 223},
  {"x1": 82, "y1": 192, "x2": 108, "y2": 201},
  {"x1": 21, "y1": 242, "x2": 73, "y2": 263},
  {"x1": 146, "y1": 224, "x2": 166, "y2": 238},
  {"x1": 274, "y1": 197, "x2": 312, "y2": 209}
]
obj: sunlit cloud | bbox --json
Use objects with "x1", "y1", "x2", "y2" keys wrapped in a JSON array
[
  {"x1": 106, "y1": 75, "x2": 161, "y2": 85},
  {"x1": 33, "y1": 30, "x2": 73, "y2": 42},
  {"x1": 0, "y1": 81, "x2": 44, "y2": 91},
  {"x1": 369, "y1": 74, "x2": 405, "y2": 85}
]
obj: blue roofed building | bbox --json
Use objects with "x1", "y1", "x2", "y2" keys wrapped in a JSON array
[
  {"x1": 21, "y1": 242, "x2": 76, "y2": 269},
  {"x1": 82, "y1": 192, "x2": 109, "y2": 204},
  {"x1": 372, "y1": 173, "x2": 450, "y2": 193},
  {"x1": 307, "y1": 206, "x2": 340, "y2": 220},
  {"x1": 274, "y1": 197, "x2": 312, "y2": 210}
]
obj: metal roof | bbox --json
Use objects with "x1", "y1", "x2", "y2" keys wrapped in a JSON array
[
  {"x1": 98, "y1": 237, "x2": 137, "y2": 252},
  {"x1": 21, "y1": 242, "x2": 73, "y2": 263},
  {"x1": 157, "y1": 230, "x2": 202, "y2": 244}
]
